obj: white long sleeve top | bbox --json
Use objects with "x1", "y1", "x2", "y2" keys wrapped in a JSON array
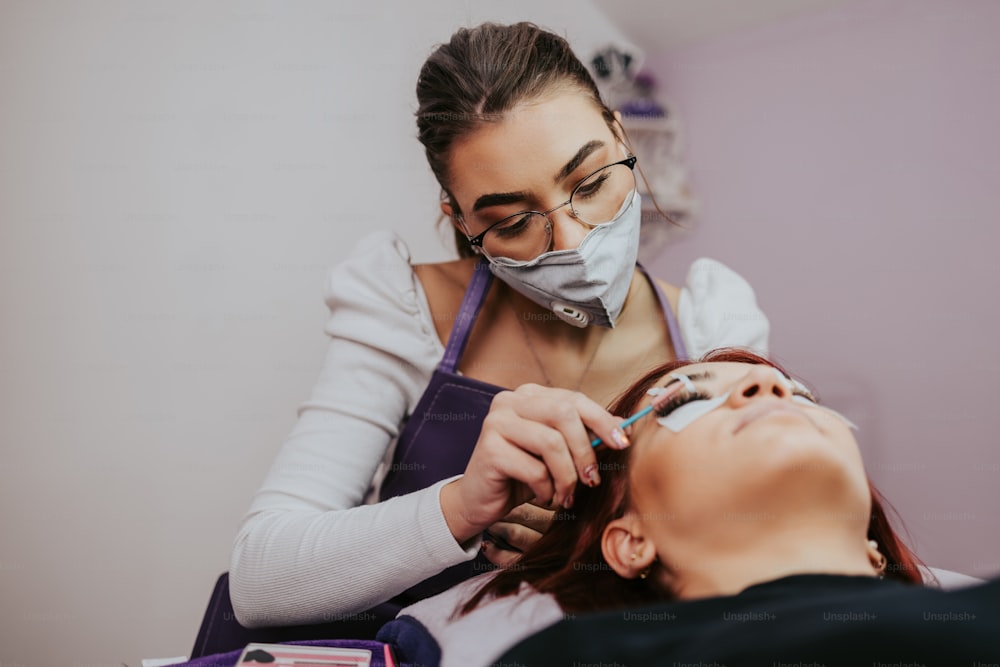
[{"x1": 229, "y1": 231, "x2": 770, "y2": 627}]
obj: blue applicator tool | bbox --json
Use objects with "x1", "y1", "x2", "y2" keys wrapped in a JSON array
[{"x1": 590, "y1": 380, "x2": 685, "y2": 447}]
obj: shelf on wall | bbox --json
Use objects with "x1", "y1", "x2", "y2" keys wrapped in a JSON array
[{"x1": 620, "y1": 114, "x2": 678, "y2": 133}]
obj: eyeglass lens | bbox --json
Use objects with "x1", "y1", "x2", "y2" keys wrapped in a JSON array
[{"x1": 480, "y1": 162, "x2": 636, "y2": 261}]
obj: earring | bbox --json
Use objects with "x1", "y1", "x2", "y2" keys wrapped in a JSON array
[
  {"x1": 630, "y1": 553, "x2": 650, "y2": 579},
  {"x1": 868, "y1": 540, "x2": 887, "y2": 578}
]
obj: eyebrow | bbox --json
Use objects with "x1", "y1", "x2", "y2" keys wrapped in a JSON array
[
  {"x1": 470, "y1": 139, "x2": 607, "y2": 214},
  {"x1": 472, "y1": 190, "x2": 532, "y2": 213},
  {"x1": 554, "y1": 140, "x2": 604, "y2": 184},
  {"x1": 663, "y1": 370, "x2": 713, "y2": 388}
]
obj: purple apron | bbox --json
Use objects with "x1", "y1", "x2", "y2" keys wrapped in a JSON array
[{"x1": 379, "y1": 260, "x2": 688, "y2": 604}]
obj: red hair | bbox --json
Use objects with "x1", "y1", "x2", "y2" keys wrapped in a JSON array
[{"x1": 461, "y1": 348, "x2": 924, "y2": 615}]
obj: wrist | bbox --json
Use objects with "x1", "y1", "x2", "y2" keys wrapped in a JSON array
[{"x1": 440, "y1": 478, "x2": 484, "y2": 545}]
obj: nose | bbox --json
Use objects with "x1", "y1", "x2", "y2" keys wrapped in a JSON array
[
  {"x1": 547, "y1": 201, "x2": 590, "y2": 251},
  {"x1": 726, "y1": 365, "x2": 792, "y2": 408}
]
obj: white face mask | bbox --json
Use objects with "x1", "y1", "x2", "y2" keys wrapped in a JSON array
[{"x1": 485, "y1": 192, "x2": 642, "y2": 328}]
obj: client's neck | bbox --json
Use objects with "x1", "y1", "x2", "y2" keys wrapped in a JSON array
[{"x1": 669, "y1": 526, "x2": 877, "y2": 601}]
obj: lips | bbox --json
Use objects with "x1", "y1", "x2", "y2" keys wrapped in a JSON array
[{"x1": 734, "y1": 400, "x2": 810, "y2": 433}]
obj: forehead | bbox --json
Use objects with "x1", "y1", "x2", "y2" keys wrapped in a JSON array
[{"x1": 446, "y1": 91, "x2": 614, "y2": 195}]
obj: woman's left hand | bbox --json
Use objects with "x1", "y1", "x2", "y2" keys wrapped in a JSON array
[{"x1": 482, "y1": 502, "x2": 556, "y2": 566}]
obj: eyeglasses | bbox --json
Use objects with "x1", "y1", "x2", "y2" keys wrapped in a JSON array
[{"x1": 463, "y1": 155, "x2": 638, "y2": 262}]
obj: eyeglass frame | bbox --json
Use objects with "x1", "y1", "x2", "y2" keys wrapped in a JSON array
[{"x1": 461, "y1": 154, "x2": 638, "y2": 255}]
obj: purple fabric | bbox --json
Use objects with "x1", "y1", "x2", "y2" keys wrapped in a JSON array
[
  {"x1": 376, "y1": 365, "x2": 501, "y2": 601},
  {"x1": 439, "y1": 259, "x2": 493, "y2": 372},
  {"x1": 378, "y1": 258, "x2": 496, "y2": 498},
  {"x1": 376, "y1": 614, "x2": 442, "y2": 667},
  {"x1": 171, "y1": 639, "x2": 404, "y2": 667},
  {"x1": 639, "y1": 262, "x2": 689, "y2": 361},
  {"x1": 378, "y1": 373, "x2": 500, "y2": 500}
]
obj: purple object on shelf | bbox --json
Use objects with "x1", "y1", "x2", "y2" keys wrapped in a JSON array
[
  {"x1": 620, "y1": 98, "x2": 666, "y2": 119},
  {"x1": 620, "y1": 70, "x2": 666, "y2": 119}
]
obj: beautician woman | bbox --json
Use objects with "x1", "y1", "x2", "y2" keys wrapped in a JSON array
[{"x1": 229, "y1": 22, "x2": 769, "y2": 628}]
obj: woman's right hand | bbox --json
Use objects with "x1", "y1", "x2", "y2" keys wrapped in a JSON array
[{"x1": 439, "y1": 383, "x2": 630, "y2": 545}]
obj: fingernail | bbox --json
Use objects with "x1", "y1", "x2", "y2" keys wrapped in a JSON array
[
  {"x1": 563, "y1": 493, "x2": 574, "y2": 509},
  {"x1": 611, "y1": 427, "x2": 630, "y2": 449},
  {"x1": 583, "y1": 464, "x2": 600, "y2": 487}
]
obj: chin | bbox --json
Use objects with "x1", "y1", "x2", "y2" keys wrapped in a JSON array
[
  {"x1": 738, "y1": 428, "x2": 870, "y2": 513},
  {"x1": 742, "y1": 414, "x2": 859, "y2": 468}
]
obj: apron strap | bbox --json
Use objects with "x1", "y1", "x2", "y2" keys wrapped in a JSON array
[
  {"x1": 637, "y1": 263, "x2": 689, "y2": 361},
  {"x1": 439, "y1": 258, "x2": 494, "y2": 372}
]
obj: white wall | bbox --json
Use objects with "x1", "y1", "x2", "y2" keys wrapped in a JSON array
[{"x1": 0, "y1": 2, "x2": 634, "y2": 665}]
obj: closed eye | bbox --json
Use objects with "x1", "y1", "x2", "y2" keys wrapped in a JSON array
[
  {"x1": 789, "y1": 379, "x2": 819, "y2": 405},
  {"x1": 791, "y1": 394, "x2": 818, "y2": 406},
  {"x1": 653, "y1": 390, "x2": 711, "y2": 418},
  {"x1": 492, "y1": 214, "x2": 534, "y2": 239}
]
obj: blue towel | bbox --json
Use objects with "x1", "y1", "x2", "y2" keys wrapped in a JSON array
[{"x1": 376, "y1": 615, "x2": 442, "y2": 667}]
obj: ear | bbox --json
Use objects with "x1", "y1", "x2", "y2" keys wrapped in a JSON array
[
  {"x1": 602, "y1": 515, "x2": 656, "y2": 579},
  {"x1": 610, "y1": 110, "x2": 633, "y2": 154},
  {"x1": 440, "y1": 200, "x2": 454, "y2": 219},
  {"x1": 440, "y1": 199, "x2": 471, "y2": 236}
]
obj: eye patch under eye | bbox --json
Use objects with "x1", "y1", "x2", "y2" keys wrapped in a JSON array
[{"x1": 654, "y1": 392, "x2": 731, "y2": 433}]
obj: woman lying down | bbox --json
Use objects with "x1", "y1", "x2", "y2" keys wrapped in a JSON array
[{"x1": 378, "y1": 348, "x2": 999, "y2": 666}]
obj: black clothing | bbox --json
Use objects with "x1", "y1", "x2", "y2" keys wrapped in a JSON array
[{"x1": 501, "y1": 574, "x2": 1000, "y2": 666}]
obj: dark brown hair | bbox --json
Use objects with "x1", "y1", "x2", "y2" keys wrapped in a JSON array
[
  {"x1": 461, "y1": 348, "x2": 925, "y2": 616},
  {"x1": 415, "y1": 22, "x2": 618, "y2": 258}
]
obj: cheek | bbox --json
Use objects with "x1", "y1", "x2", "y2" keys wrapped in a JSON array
[
  {"x1": 839, "y1": 434, "x2": 872, "y2": 503},
  {"x1": 631, "y1": 426, "x2": 731, "y2": 521}
]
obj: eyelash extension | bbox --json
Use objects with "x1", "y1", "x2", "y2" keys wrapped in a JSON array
[
  {"x1": 653, "y1": 390, "x2": 711, "y2": 418},
  {"x1": 788, "y1": 379, "x2": 820, "y2": 404},
  {"x1": 791, "y1": 388, "x2": 818, "y2": 403}
]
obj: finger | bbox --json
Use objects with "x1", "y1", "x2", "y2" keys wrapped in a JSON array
[
  {"x1": 514, "y1": 395, "x2": 604, "y2": 489},
  {"x1": 482, "y1": 528, "x2": 524, "y2": 553},
  {"x1": 487, "y1": 416, "x2": 578, "y2": 508},
  {"x1": 571, "y1": 391, "x2": 632, "y2": 450},
  {"x1": 515, "y1": 385, "x2": 627, "y2": 450},
  {"x1": 499, "y1": 503, "x2": 556, "y2": 534},
  {"x1": 488, "y1": 520, "x2": 544, "y2": 554},
  {"x1": 481, "y1": 540, "x2": 524, "y2": 568},
  {"x1": 475, "y1": 438, "x2": 556, "y2": 508}
]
